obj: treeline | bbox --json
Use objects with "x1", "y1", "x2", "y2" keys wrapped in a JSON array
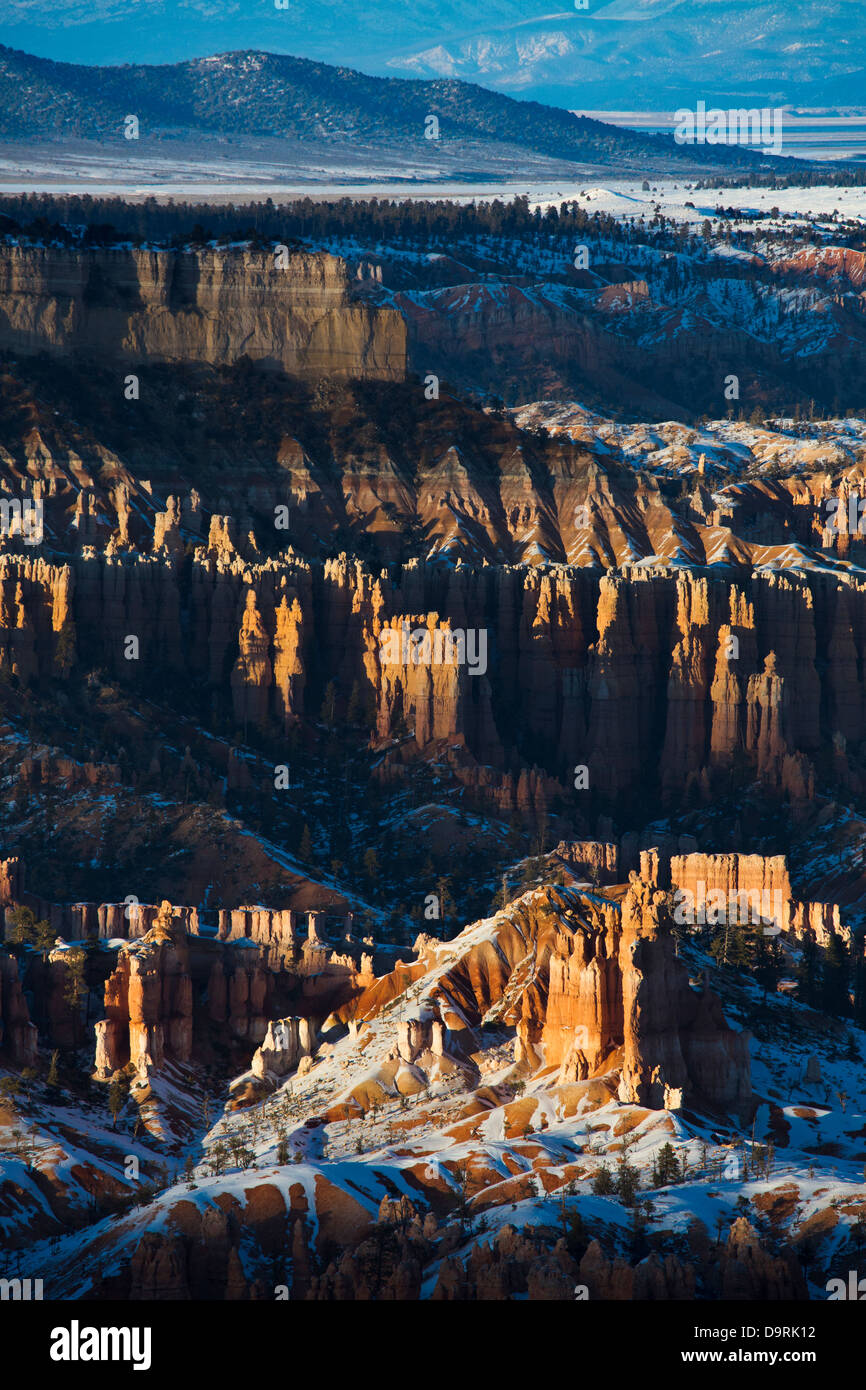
[
  {"x1": 0, "y1": 190, "x2": 743, "y2": 279},
  {"x1": 0, "y1": 188, "x2": 841, "y2": 269},
  {"x1": 0, "y1": 192, "x2": 623, "y2": 250},
  {"x1": 695, "y1": 166, "x2": 866, "y2": 190}
]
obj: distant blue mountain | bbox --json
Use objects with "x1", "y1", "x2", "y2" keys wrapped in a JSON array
[
  {"x1": 0, "y1": 43, "x2": 787, "y2": 179},
  {"x1": 2, "y1": 0, "x2": 864, "y2": 110}
]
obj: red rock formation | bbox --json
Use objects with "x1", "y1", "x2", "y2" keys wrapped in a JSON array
[
  {"x1": 0, "y1": 244, "x2": 407, "y2": 382},
  {"x1": 0, "y1": 856, "x2": 21, "y2": 907},
  {"x1": 94, "y1": 902, "x2": 195, "y2": 1077},
  {"x1": 669, "y1": 853, "x2": 792, "y2": 926},
  {"x1": 231, "y1": 589, "x2": 273, "y2": 730},
  {"x1": 273, "y1": 594, "x2": 305, "y2": 730},
  {"x1": 551, "y1": 840, "x2": 619, "y2": 881},
  {"x1": 345, "y1": 874, "x2": 751, "y2": 1114},
  {"x1": 617, "y1": 875, "x2": 751, "y2": 1109},
  {"x1": 720, "y1": 1218, "x2": 808, "y2": 1300},
  {"x1": 3, "y1": 550, "x2": 866, "y2": 809},
  {"x1": 0, "y1": 951, "x2": 37, "y2": 1065},
  {"x1": 251, "y1": 1016, "x2": 316, "y2": 1081},
  {"x1": 664, "y1": 850, "x2": 848, "y2": 948}
]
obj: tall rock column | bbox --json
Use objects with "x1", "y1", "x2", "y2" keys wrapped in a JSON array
[
  {"x1": 231, "y1": 589, "x2": 273, "y2": 729},
  {"x1": 618, "y1": 877, "x2": 691, "y2": 1107},
  {"x1": 273, "y1": 593, "x2": 306, "y2": 730}
]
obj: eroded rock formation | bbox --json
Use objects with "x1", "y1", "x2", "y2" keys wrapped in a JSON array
[
  {"x1": 0, "y1": 951, "x2": 37, "y2": 1065},
  {"x1": 0, "y1": 245, "x2": 406, "y2": 381},
  {"x1": 3, "y1": 551, "x2": 865, "y2": 811},
  {"x1": 251, "y1": 1016, "x2": 316, "y2": 1081},
  {"x1": 94, "y1": 902, "x2": 195, "y2": 1077},
  {"x1": 346, "y1": 874, "x2": 752, "y2": 1114}
]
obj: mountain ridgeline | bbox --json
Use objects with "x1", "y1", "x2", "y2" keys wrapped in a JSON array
[
  {"x1": 4, "y1": 0, "x2": 866, "y2": 109},
  {"x1": 0, "y1": 44, "x2": 793, "y2": 172}
]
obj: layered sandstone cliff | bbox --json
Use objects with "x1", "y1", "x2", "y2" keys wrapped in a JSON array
[
  {"x1": 536, "y1": 876, "x2": 751, "y2": 1109},
  {"x1": 0, "y1": 244, "x2": 406, "y2": 380},
  {"x1": 87, "y1": 900, "x2": 378, "y2": 1078},
  {"x1": 651, "y1": 849, "x2": 855, "y2": 949}
]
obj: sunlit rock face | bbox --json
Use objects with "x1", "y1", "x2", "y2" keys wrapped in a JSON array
[{"x1": 0, "y1": 245, "x2": 407, "y2": 381}]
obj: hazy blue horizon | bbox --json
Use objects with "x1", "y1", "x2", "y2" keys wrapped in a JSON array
[{"x1": 3, "y1": 0, "x2": 866, "y2": 111}]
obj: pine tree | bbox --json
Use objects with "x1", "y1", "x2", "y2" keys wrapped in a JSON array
[
  {"x1": 591, "y1": 1163, "x2": 614, "y2": 1196},
  {"x1": 653, "y1": 1141, "x2": 680, "y2": 1187},
  {"x1": 53, "y1": 619, "x2": 76, "y2": 677},
  {"x1": 754, "y1": 933, "x2": 782, "y2": 997},
  {"x1": 7, "y1": 906, "x2": 55, "y2": 960},
  {"x1": 63, "y1": 948, "x2": 87, "y2": 1046},
  {"x1": 363, "y1": 847, "x2": 380, "y2": 887},
  {"x1": 629, "y1": 1201, "x2": 651, "y2": 1260},
  {"x1": 347, "y1": 679, "x2": 367, "y2": 725},
  {"x1": 436, "y1": 875, "x2": 455, "y2": 933},
  {"x1": 822, "y1": 934, "x2": 850, "y2": 1017},
  {"x1": 798, "y1": 935, "x2": 822, "y2": 1009},
  {"x1": 298, "y1": 823, "x2": 314, "y2": 862},
  {"x1": 108, "y1": 1075, "x2": 126, "y2": 1129},
  {"x1": 210, "y1": 1140, "x2": 228, "y2": 1176},
  {"x1": 319, "y1": 680, "x2": 338, "y2": 729},
  {"x1": 616, "y1": 1154, "x2": 640, "y2": 1206}
]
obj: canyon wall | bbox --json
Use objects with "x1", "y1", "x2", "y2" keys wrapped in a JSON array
[
  {"x1": 394, "y1": 278, "x2": 791, "y2": 420},
  {"x1": 92, "y1": 905, "x2": 289, "y2": 1078},
  {"x1": 0, "y1": 951, "x2": 37, "y2": 1065},
  {"x1": 0, "y1": 245, "x2": 406, "y2": 380},
  {"x1": 3, "y1": 550, "x2": 866, "y2": 807}
]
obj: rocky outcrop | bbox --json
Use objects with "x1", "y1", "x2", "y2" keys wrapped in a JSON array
[
  {"x1": 396, "y1": 1011, "x2": 445, "y2": 1064},
  {"x1": 94, "y1": 902, "x2": 195, "y2": 1077},
  {"x1": 0, "y1": 856, "x2": 21, "y2": 906},
  {"x1": 618, "y1": 876, "x2": 751, "y2": 1108},
  {"x1": 544, "y1": 874, "x2": 752, "y2": 1110},
  {"x1": 4, "y1": 524, "x2": 866, "y2": 810},
  {"x1": 652, "y1": 850, "x2": 852, "y2": 948},
  {"x1": 575, "y1": 1220, "x2": 806, "y2": 1301},
  {"x1": 217, "y1": 906, "x2": 301, "y2": 950},
  {"x1": 0, "y1": 951, "x2": 37, "y2": 1065},
  {"x1": 552, "y1": 839, "x2": 619, "y2": 881},
  {"x1": 347, "y1": 875, "x2": 751, "y2": 1114},
  {"x1": 2, "y1": 892, "x2": 198, "y2": 945},
  {"x1": 91, "y1": 902, "x2": 368, "y2": 1078},
  {"x1": 0, "y1": 245, "x2": 406, "y2": 381},
  {"x1": 251, "y1": 1016, "x2": 316, "y2": 1081},
  {"x1": 720, "y1": 1218, "x2": 809, "y2": 1300},
  {"x1": 128, "y1": 1208, "x2": 253, "y2": 1300}
]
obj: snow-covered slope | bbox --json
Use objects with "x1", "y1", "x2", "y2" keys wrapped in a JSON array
[{"x1": 6, "y1": 877, "x2": 866, "y2": 1301}]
